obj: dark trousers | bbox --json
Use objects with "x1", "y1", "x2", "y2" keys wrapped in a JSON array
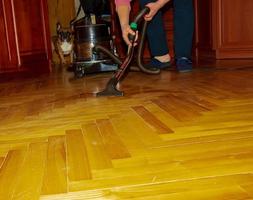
[{"x1": 139, "y1": 0, "x2": 194, "y2": 59}]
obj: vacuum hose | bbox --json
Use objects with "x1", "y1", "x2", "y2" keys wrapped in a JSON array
[
  {"x1": 136, "y1": 20, "x2": 160, "y2": 74},
  {"x1": 93, "y1": 45, "x2": 122, "y2": 65},
  {"x1": 94, "y1": 6, "x2": 160, "y2": 74}
]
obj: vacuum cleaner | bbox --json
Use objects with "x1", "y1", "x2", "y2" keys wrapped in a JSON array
[
  {"x1": 71, "y1": 0, "x2": 118, "y2": 78},
  {"x1": 95, "y1": 7, "x2": 161, "y2": 97}
]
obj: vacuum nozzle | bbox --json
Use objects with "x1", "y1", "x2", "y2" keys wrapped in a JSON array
[{"x1": 96, "y1": 78, "x2": 123, "y2": 97}]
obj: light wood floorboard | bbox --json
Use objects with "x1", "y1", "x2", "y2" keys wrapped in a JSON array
[{"x1": 0, "y1": 62, "x2": 253, "y2": 199}]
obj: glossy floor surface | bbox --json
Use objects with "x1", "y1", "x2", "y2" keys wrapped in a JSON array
[{"x1": 0, "y1": 60, "x2": 253, "y2": 199}]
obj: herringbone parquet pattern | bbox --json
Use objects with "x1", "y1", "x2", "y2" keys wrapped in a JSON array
[{"x1": 0, "y1": 63, "x2": 253, "y2": 200}]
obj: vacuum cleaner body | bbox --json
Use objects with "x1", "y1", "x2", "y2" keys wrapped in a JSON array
[{"x1": 72, "y1": 20, "x2": 118, "y2": 78}]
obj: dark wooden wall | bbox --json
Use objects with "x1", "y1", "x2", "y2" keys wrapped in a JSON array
[
  {"x1": 47, "y1": 0, "x2": 75, "y2": 35},
  {"x1": 0, "y1": 0, "x2": 51, "y2": 74},
  {"x1": 195, "y1": 0, "x2": 253, "y2": 59}
]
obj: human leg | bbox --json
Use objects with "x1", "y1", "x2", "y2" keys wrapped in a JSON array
[
  {"x1": 173, "y1": 0, "x2": 194, "y2": 72},
  {"x1": 173, "y1": 0, "x2": 194, "y2": 59},
  {"x1": 139, "y1": 0, "x2": 170, "y2": 67}
]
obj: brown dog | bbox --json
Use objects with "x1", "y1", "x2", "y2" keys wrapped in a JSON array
[{"x1": 52, "y1": 23, "x2": 74, "y2": 65}]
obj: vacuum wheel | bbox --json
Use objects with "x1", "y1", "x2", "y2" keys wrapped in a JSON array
[{"x1": 74, "y1": 64, "x2": 85, "y2": 78}]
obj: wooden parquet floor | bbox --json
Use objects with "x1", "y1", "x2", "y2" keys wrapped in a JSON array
[{"x1": 0, "y1": 62, "x2": 253, "y2": 200}]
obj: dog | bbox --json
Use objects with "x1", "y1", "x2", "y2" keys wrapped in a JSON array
[{"x1": 52, "y1": 22, "x2": 74, "y2": 65}]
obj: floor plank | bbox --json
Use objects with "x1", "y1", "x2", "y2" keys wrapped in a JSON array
[
  {"x1": 82, "y1": 122, "x2": 113, "y2": 170},
  {"x1": 66, "y1": 129, "x2": 92, "y2": 181},
  {"x1": 0, "y1": 148, "x2": 28, "y2": 199},
  {"x1": 41, "y1": 136, "x2": 67, "y2": 195},
  {"x1": 11, "y1": 142, "x2": 48, "y2": 200}
]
